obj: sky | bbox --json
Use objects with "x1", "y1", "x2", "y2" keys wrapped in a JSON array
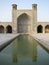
[{"x1": 0, "y1": 0, "x2": 49, "y2": 22}]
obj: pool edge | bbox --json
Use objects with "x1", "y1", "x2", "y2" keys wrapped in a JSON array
[
  {"x1": 32, "y1": 36, "x2": 49, "y2": 53},
  {"x1": 0, "y1": 34, "x2": 20, "y2": 51}
]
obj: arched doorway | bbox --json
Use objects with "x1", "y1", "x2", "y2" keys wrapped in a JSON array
[
  {"x1": 45, "y1": 25, "x2": 49, "y2": 33},
  {"x1": 6, "y1": 25, "x2": 12, "y2": 33},
  {"x1": 37, "y1": 25, "x2": 43, "y2": 33},
  {"x1": 0, "y1": 25, "x2": 4, "y2": 33},
  {"x1": 17, "y1": 13, "x2": 30, "y2": 33}
]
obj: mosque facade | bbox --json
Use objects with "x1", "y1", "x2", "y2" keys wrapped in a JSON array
[{"x1": 0, "y1": 4, "x2": 49, "y2": 34}]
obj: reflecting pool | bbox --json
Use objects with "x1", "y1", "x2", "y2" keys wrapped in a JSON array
[{"x1": 0, "y1": 35, "x2": 49, "y2": 65}]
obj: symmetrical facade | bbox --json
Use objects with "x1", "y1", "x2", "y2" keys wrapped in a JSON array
[{"x1": 0, "y1": 4, "x2": 49, "y2": 34}]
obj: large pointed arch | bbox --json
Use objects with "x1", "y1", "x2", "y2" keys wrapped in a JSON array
[{"x1": 17, "y1": 13, "x2": 30, "y2": 33}]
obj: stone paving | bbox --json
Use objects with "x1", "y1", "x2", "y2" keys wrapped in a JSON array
[
  {"x1": 0, "y1": 34, "x2": 19, "y2": 45},
  {"x1": 0, "y1": 33, "x2": 49, "y2": 51},
  {"x1": 32, "y1": 33, "x2": 49, "y2": 51}
]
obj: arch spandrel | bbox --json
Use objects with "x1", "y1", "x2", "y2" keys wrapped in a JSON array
[{"x1": 17, "y1": 10, "x2": 32, "y2": 18}]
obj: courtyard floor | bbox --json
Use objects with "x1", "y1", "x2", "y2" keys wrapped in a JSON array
[
  {"x1": 32, "y1": 33, "x2": 49, "y2": 51},
  {"x1": 0, "y1": 34, "x2": 19, "y2": 50},
  {"x1": 0, "y1": 33, "x2": 49, "y2": 51}
]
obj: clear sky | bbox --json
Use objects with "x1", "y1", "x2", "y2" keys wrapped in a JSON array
[{"x1": 0, "y1": 0, "x2": 49, "y2": 22}]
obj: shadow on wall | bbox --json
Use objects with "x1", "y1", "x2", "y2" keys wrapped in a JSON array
[
  {"x1": 0, "y1": 25, "x2": 12, "y2": 33},
  {"x1": 37, "y1": 25, "x2": 43, "y2": 33},
  {"x1": 0, "y1": 25, "x2": 4, "y2": 33}
]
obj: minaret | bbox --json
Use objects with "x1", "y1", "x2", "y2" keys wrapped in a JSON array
[
  {"x1": 12, "y1": 4, "x2": 17, "y2": 33},
  {"x1": 32, "y1": 4, "x2": 37, "y2": 33}
]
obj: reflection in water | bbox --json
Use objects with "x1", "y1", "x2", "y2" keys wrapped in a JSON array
[
  {"x1": 32, "y1": 39, "x2": 37, "y2": 61},
  {"x1": 12, "y1": 39, "x2": 18, "y2": 63},
  {"x1": 27, "y1": 35, "x2": 37, "y2": 62},
  {"x1": 12, "y1": 35, "x2": 37, "y2": 63},
  {"x1": 0, "y1": 35, "x2": 49, "y2": 65}
]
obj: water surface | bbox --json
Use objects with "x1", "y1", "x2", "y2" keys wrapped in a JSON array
[{"x1": 0, "y1": 35, "x2": 49, "y2": 65}]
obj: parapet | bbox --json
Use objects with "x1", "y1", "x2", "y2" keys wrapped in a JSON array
[
  {"x1": 32, "y1": 4, "x2": 37, "y2": 10},
  {"x1": 12, "y1": 4, "x2": 17, "y2": 9},
  {"x1": 32, "y1": 4, "x2": 37, "y2": 7}
]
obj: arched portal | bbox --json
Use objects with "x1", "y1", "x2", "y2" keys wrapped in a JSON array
[
  {"x1": 17, "y1": 13, "x2": 30, "y2": 33},
  {"x1": 0, "y1": 25, "x2": 4, "y2": 33},
  {"x1": 37, "y1": 25, "x2": 43, "y2": 33},
  {"x1": 6, "y1": 25, "x2": 12, "y2": 33},
  {"x1": 45, "y1": 25, "x2": 49, "y2": 33}
]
